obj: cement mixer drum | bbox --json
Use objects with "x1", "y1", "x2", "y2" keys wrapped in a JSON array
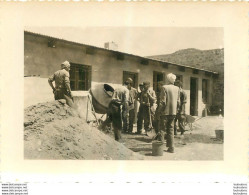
[{"x1": 89, "y1": 83, "x2": 115, "y2": 114}]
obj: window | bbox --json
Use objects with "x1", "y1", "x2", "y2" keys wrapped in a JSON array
[
  {"x1": 123, "y1": 71, "x2": 138, "y2": 88},
  {"x1": 153, "y1": 71, "x2": 164, "y2": 94},
  {"x1": 69, "y1": 63, "x2": 91, "y2": 91},
  {"x1": 202, "y1": 79, "x2": 209, "y2": 104}
]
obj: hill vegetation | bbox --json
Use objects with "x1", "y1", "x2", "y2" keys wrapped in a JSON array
[{"x1": 148, "y1": 48, "x2": 224, "y2": 72}]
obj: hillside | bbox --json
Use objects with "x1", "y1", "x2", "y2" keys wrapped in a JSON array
[{"x1": 148, "y1": 48, "x2": 224, "y2": 72}]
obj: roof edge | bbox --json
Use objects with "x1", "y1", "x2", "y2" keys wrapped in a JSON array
[{"x1": 24, "y1": 30, "x2": 219, "y2": 75}]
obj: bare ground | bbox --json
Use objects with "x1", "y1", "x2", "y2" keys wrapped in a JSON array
[
  {"x1": 119, "y1": 116, "x2": 223, "y2": 160},
  {"x1": 24, "y1": 100, "x2": 143, "y2": 160},
  {"x1": 24, "y1": 100, "x2": 223, "y2": 160}
]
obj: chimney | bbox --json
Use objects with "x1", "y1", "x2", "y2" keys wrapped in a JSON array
[{"x1": 104, "y1": 41, "x2": 118, "y2": 51}]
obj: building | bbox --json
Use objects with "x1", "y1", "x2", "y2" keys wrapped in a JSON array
[
  {"x1": 148, "y1": 48, "x2": 224, "y2": 115},
  {"x1": 104, "y1": 41, "x2": 118, "y2": 51},
  {"x1": 24, "y1": 31, "x2": 219, "y2": 116}
]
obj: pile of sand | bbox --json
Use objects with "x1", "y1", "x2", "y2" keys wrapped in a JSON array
[{"x1": 24, "y1": 100, "x2": 143, "y2": 160}]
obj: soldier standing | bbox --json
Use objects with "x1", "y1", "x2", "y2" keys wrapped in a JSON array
[
  {"x1": 109, "y1": 82, "x2": 129, "y2": 141},
  {"x1": 48, "y1": 61, "x2": 73, "y2": 101},
  {"x1": 137, "y1": 81, "x2": 156, "y2": 135},
  {"x1": 159, "y1": 73, "x2": 180, "y2": 153}
]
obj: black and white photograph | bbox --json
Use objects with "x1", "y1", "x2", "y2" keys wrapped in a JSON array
[
  {"x1": 24, "y1": 26, "x2": 224, "y2": 160},
  {"x1": 1, "y1": 2, "x2": 249, "y2": 193}
]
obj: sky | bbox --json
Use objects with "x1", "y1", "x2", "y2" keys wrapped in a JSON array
[{"x1": 25, "y1": 27, "x2": 223, "y2": 57}]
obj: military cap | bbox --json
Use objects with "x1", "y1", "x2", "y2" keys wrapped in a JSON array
[
  {"x1": 126, "y1": 78, "x2": 133, "y2": 84},
  {"x1": 61, "y1": 61, "x2": 70, "y2": 69}
]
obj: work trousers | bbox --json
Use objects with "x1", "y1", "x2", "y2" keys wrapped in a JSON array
[
  {"x1": 54, "y1": 88, "x2": 68, "y2": 100},
  {"x1": 174, "y1": 114, "x2": 186, "y2": 135},
  {"x1": 54, "y1": 88, "x2": 73, "y2": 107},
  {"x1": 137, "y1": 105, "x2": 151, "y2": 133},
  {"x1": 110, "y1": 101, "x2": 122, "y2": 141},
  {"x1": 123, "y1": 109, "x2": 135, "y2": 133},
  {"x1": 161, "y1": 115, "x2": 176, "y2": 148}
]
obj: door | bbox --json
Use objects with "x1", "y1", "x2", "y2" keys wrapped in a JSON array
[
  {"x1": 123, "y1": 71, "x2": 139, "y2": 124},
  {"x1": 190, "y1": 77, "x2": 198, "y2": 116}
]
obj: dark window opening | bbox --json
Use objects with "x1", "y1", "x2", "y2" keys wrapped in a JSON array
[
  {"x1": 202, "y1": 79, "x2": 209, "y2": 104},
  {"x1": 153, "y1": 71, "x2": 164, "y2": 94},
  {"x1": 69, "y1": 63, "x2": 91, "y2": 91}
]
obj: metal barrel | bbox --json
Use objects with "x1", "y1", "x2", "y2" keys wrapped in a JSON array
[{"x1": 89, "y1": 83, "x2": 115, "y2": 114}]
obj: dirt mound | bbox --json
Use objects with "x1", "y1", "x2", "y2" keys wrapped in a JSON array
[{"x1": 24, "y1": 100, "x2": 143, "y2": 160}]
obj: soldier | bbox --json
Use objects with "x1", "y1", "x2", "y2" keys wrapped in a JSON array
[
  {"x1": 123, "y1": 78, "x2": 138, "y2": 134},
  {"x1": 48, "y1": 61, "x2": 73, "y2": 101},
  {"x1": 109, "y1": 82, "x2": 129, "y2": 141},
  {"x1": 154, "y1": 81, "x2": 165, "y2": 141},
  {"x1": 136, "y1": 83, "x2": 144, "y2": 134},
  {"x1": 159, "y1": 73, "x2": 180, "y2": 153},
  {"x1": 137, "y1": 81, "x2": 156, "y2": 135},
  {"x1": 174, "y1": 80, "x2": 187, "y2": 136}
]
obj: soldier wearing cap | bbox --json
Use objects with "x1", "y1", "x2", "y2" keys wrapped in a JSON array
[
  {"x1": 48, "y1": 61, "x2": 73, "y2": 101},
  {"x1": 137, "y1": 81, "x2": 156, "y2": 134},
  {"x1": 159, "y1": 73, "x2": 180, "y2": 153},
  {"x1": 99, "y1": 81, "x2": 129, "y2": 141},
  {"x1": 136, "y1": 83, "x2": 144, "y2": 134},
  {"x1": 123, "y1": 78, "x2": 138, "y2": 134},
  {"x1": 109, "y1": 81, "x2": 130, "y2": 141}
]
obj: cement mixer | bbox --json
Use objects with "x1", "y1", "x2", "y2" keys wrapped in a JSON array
[{"x1": 88, "y1": 83, "x2": 115, "y2": 118}]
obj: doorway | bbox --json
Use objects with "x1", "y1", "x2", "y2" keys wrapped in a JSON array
[{"x1": 190, "y1": 77, "x2": 198, "y2": 116}]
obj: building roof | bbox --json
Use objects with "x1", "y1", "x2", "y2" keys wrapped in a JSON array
[{"x1": 24, "y1": 31, "x2": 218, "y2": 75}]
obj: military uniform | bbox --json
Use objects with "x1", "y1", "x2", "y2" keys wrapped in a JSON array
[
  {"x1": 110, "y1": 85, "x2": 129, "y2": 141},
  {"x1": 48, "y1": 69, "x2": 72, "y2": 100},
  {"x1": 137, "y1": 88, "x2": 156, "y2": 133}
]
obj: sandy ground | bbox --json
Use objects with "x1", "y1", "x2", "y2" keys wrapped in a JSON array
[{"x1": 24, "y1": 100, "x2": 223, "y2": 160}]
